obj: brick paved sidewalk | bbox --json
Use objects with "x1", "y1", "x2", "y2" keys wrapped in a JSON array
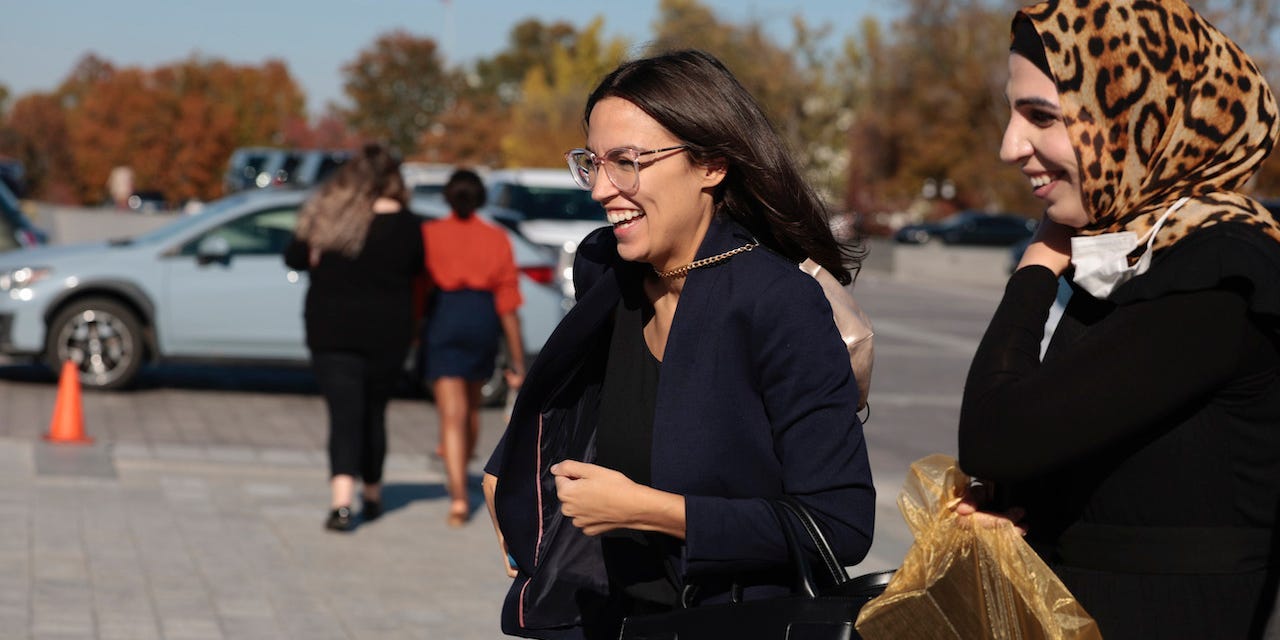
[
  {"x1": 3, "y1": 438, "x2": 511, "y2": 640},
  {"x1": 0, "y1": 366, "x2": 514, "y2": 640}
]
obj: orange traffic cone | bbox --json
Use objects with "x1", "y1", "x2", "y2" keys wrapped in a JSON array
[{"x1": 45, "y1": 360, "x2": 91, "y2": 444}]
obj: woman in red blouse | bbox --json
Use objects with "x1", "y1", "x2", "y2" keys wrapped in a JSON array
[{"x1": 422, "y1": 169, "x2": 526, "y2": 526}]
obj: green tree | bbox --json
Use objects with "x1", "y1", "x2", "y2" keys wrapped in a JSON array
[
  {"x1": 341, "y1": 30, "x2": 457, "y2": 156},
  {"x1": 474, "y1": 19, "x2": 580, "y2": 105},
  {"x1": 501, "y1": 19, "x2": 629, "y2": 167},
  {"x1": 420, "y1": 19, "x2": 585, "y2": 166}
]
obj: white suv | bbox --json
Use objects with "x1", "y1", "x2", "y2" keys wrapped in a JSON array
[{"x1": 486, "y1": 168, "x2": 607, "y2": 301}]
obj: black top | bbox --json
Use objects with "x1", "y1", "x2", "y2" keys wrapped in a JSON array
[
  {"x1": 596, "y1": 288, "x2": 679, "y2": 608},
  {"x1": 283, "y1": 210, "x2": 425, "y2": 356},
  {"x1": 959, "y1": 223, "x2": 1280, "y2": 569}
]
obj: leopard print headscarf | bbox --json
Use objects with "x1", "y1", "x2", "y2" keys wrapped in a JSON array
[{"x1": 1017, "y1": 0, "x2": 1280, "y2": 250}]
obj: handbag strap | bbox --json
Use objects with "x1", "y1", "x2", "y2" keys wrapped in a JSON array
[{"x1": 768, "y1": 497, "x2": 851, "y2": 596}]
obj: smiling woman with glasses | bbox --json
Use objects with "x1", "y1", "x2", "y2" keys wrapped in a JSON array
[
  {"x1": 482, "y1": 50, "x2": 875, "y2": 639},
  {"x1": 564, "y1": 145, "x2": 689, "y2": 194}
]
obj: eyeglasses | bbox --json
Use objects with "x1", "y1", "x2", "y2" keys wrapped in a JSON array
[{"x1": 564, "y1": 145, "x2": 689, "y2": 193}]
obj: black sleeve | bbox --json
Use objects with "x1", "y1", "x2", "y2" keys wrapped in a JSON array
[
  {"x1": 958, "y1": 265, "x2": 1250, "y2": 482},
  {"x1": 402, "y1": 215, "x2": 425, "y2": 276},
  {"x1": 283, "y1": 237, "x2": 311, "y2": 271}
]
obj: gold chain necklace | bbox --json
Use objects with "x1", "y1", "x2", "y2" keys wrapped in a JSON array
[{"x1": 656, "y1": 243, "x2": 758, "y2": 279}]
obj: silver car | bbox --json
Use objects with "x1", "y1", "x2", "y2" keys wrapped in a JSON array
[{"x1": 0, "y1": 189, "x2": 565, "y2": 397}]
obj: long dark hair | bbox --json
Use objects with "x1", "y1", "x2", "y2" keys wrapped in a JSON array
[
  {"x1": 584, "y1": 50, "x2": 858, "y2": 284},
  {"x1": 295, "y1": 143, "x2": 407, "y2": 257}
]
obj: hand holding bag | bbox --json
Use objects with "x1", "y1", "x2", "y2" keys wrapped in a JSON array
[
  {"x1": 854, "y1": 455, "x2": 1100, "y2": 640},
  {"x1": 619, "y1": 497, "x2": 894, "y2": 640}
]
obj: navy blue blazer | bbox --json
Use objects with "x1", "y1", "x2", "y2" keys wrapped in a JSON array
[{"x1": 485, "y1": 215, "x2": 875, "y2": 638}]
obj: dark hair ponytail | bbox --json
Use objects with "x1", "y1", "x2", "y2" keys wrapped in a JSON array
[{"x1": 444, "y1": 169, "x2": 487, "y2": 219}]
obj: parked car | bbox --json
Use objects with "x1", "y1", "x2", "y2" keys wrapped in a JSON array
[
  {"x1": 125, "y1": 191, "x2": 168, "y2": 213},
  {"x1": 401, "y1": 163, "x2": 490, "y2": 199},
  {"x1": 0, "y1": 189, "x2": 564, "y2": 401},
  {"x1": 894, "y1": 211, "x2": 1036, "y2": 246},
  {"x1": 486, "y1": 168, "x2": 608, "y2": 300},
  {"x1": 1261, "y1": 198, "x2": 1280, "y2": 218},
  {"x1": 0, "y1": 157, "x2": 26, "y2": 197},
  {"x1": 223, "y1": 148, "x2": 350, "y2": 194},
  {"x1": 1007, "y1": 235, "x2": 1033, "y2": 273},
  {"x1": 0, "y1": 179, "x2": 48, "y2": 250}
]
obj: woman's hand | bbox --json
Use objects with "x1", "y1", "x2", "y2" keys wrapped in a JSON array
[
  {"x1": 551, "y1": 460, "x2": 686, "y2": 538},
  {"x1": 1017, "y1": 216, "x2": 1075, "y2": 276},
  {"x1": 483, "y1": 473, "x2": 518, "y2": 578},
  {"x1": 953, "y1": 481, "x2": 1027, "y2": 535},
  {"x1": 504, "y1": 361, "x2": 525, "y2": 391}
]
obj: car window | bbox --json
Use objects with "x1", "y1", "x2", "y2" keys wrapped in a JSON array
[
  {"x1": 179, "y1": 206, "x2": 299, "y2": 257},
  {"x1": 241, "y1": 154, "x2": 269, "y2": 180},
  {"x1": 0, "y1": 214, "x2": 17, "y2": 251},
  {"x1": 278, "y1": 154, "x2": 303, "y2": 183}
]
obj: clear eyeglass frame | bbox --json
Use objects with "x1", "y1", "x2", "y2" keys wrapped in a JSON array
[{"x1": 563, "y1": 145, "x2": 689, "y2": 193}]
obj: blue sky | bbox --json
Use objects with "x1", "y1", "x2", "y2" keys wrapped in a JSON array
[{"x1": 0, "y1": 1, "x2": 899, "y2": 117}]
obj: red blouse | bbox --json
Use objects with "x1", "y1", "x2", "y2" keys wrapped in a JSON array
[{"x1": 422, "y1": 214, "x2": 523, "y2": 315}]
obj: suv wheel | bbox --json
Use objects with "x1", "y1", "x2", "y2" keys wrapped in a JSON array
[{"x1": 45, "y1": 298, "x2": 145, "y2": 390}]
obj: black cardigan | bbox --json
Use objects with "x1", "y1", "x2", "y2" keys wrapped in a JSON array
[{"x1": 282, "y1": 210, "x2": 424, "y2": 357}]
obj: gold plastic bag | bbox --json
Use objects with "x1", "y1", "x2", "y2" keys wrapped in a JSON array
[{"x1": 855, "y1": 454, "x2": 1101, "y2": 640}]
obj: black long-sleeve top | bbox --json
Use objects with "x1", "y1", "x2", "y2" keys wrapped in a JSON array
[
  {"x1": 959, "y1": 225, "x2": 1280, "y2": 544},
  {"x1": 283, "y1": 210, "x2": 425, "y2": 357}
]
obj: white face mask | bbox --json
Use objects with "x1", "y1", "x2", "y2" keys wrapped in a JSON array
[{"x1": 1069, "y1": 197, "x2": 1190, "y2": 299}]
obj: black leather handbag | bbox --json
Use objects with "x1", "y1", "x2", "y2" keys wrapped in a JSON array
[{"x1": 618, "y1": 498, "x2": 895, "y2": 640}]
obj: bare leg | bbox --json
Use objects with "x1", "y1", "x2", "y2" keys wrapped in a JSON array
[
  {"x1": 433, "y1": 376, "x2": 471, "y2": 526},
  {"x1": 331, "y1": 474, "x2": 355, "y2": 509},
  {"x1": 465, "y1": 381, "x2": 484, "y2": 462}
]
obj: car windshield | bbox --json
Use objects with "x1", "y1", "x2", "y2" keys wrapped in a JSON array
[
  {"x1": 130, "y1": 192, "x2": 260, "y2": 244},
  {"x1": 504, "y1": 186, "x2": 603, "y2": 222}
]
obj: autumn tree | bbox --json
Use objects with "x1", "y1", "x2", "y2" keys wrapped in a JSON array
[
  {"x1": 419, "y1": 92, "x2": 508, "y2": 166},
  {"x1": 420, "y1": 19, "x2": 597, "y2": 166},
  {"x1": 501, "y1": 19, "x2": 629, "y2": 167},
  {"x1": 281, "y1": 110, "x2": 363, "y2": 151},
  {"x1": 842, "y1": 0, "x2": 1028, "y2": 221},
  {"x1": 646, "y1": 0, "x2": 853, "y2": 202},
  {"x1": 474, "y1": 19, "x2": 581, "y2": 105},
  {"x1": 63, "y1": 56, "x2": 304, "y2": 204},
  {"x1": 0, "y1": 93, "x2": 77, "y2": 202},
  {"x1": 341, "y1": 31, "x2": 457, "y2": 157}
]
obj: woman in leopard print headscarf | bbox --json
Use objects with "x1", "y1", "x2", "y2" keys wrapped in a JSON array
[{"x1": 958, "y1": 0, "x2": 1280, "y2": 637}]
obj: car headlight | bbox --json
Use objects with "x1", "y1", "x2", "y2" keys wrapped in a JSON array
[{"x1": 0, "y1": 267, "x2": 51, "y2": 291}]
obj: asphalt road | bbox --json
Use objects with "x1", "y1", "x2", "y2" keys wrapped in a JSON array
[{"x1": 0, "y1": 269, "x2": 1003, "y2": 638}]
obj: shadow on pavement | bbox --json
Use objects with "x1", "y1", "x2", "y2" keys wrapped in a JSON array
[{"x1": 378, "y1": 478, "x2": 488, "y2": 519}]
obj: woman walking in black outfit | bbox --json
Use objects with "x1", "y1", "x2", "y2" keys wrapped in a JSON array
[
  {"x1": 284, "y1": 143, "x2": 424, "y2": 532},
  {"x1": 959, "y1": 1, "x2": 1280, "y2": 636}
]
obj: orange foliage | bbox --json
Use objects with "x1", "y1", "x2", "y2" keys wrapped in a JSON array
[
  {"x1": 1, "y1": 93, "x2": 77, "y2": 203},
  {"x1": 418, "y1": 94, "x2": 510, "y2": 166},
  {"x1": 11, "y1": 55, "x2": 309, "y2": 205}
]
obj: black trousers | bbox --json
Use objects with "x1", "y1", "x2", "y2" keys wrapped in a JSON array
[{"x1": 311, "y1": 350, "x2": 403, "y2": 484}]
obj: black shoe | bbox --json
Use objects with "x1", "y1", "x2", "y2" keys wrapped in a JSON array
[
  {"x1": 362, "y1": 499, "x2": 383, "y2": 522},
  {"x1": 325, "y1": 506, "x2": 353, "y2": 532}
]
